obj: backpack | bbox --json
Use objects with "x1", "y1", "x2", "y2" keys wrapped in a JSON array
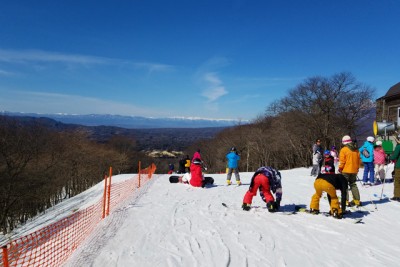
[{"x1": 362, "y1": 147, "x2": 370, "y2": 158}]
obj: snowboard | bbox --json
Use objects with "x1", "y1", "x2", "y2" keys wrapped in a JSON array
[
  {"x1": 296, "y1": 207, "x2": 363, "y2": 224},
  {"x1": 169, "y1": 175, "x2": 214, "y2": 186},
  {"x1": 169, "y1": 175, "x2": 181, "y2": 183},
  {"x1": 221, "y1": 203, "x2": 295, "y2": 215}
]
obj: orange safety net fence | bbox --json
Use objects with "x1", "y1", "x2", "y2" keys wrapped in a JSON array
[{"x1": 1, "y1": 163, "x2": 156, "y2": 267}]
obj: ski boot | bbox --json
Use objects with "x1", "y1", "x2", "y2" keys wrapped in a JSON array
[
  {"x1": 242, "y1": 203, "x2": 251, "y2": 211},
  {"x1": 226, "y1": 180, "x2": 231, "y2": 185},
  {"x1": 347, "y1": 200, "x2": 355, "y2": 207},
  {"x1": 332, "y1": 208, "x2": 343, "y2": 219},
  {"x1": 309, "y1": 208, "x2": 320, "y2": 215},
  {"x1": 236, "y1": 180, "x2": 241, "y2": 186}
]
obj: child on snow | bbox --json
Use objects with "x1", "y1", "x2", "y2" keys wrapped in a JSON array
[
  {"x1": 374, "y1": 140, "x2": 386, "y2": 183},
  {"x1": 323, "y1": 150, "x2": 335, "y2": 174},
  {"x1": 309, "y1": 173, "x2": 348, "y2": 219},
  {"x1": 242, "y1": 166, "x2": 282, "y2": 212},
  {"x1": 330, "y1": 146, "x2": 339, "y2": 172}
]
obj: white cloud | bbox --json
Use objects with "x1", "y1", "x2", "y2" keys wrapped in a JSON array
[
  {"x1": 201, "y1": 72, "x2": 228, "y2": 102},
  {"x1": 0, "y1": 69, "x2": 14, "y2": 76},
  {"x1": 0, "y1": 48, "x2": 173, "y2": 73}
]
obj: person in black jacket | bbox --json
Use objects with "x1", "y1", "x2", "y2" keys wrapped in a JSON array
[{"x1": 309, "y1": 173, "x2": 348, "y2": 219}]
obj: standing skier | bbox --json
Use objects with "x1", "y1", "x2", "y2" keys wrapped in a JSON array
[
  {"x1": 359, "y1": 136, "x2": 375, "y2": 185},
  {"x1": 242, "y1": 166, "x2": 282, "y2": 212},
  {"x1": 339, "y1": 135, "x2": 361, "y2": 207},
  {"x1": 226, "y1": 147, "x2": 241, "y2": 185}
]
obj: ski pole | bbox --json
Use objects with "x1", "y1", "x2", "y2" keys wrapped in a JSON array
[{"x1": 357, "y1": 176, "x2": 377, "y2": 210}]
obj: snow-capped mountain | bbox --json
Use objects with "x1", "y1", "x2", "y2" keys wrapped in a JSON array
[{"x1": 0, "y1": 112, "x2": 248, "y2": 129}]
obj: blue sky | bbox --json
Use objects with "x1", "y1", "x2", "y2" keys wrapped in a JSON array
[{"x1": 0, "y1": 0, "x2": 399, "y2": 121}]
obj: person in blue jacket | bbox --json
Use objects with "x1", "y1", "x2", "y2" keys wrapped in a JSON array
[
  {"x1": 226, "y1": 147, "x2": 241, "y2": 185},
  {"x1": 359, "y1": 136, "x2": 375, "y2": 185}
]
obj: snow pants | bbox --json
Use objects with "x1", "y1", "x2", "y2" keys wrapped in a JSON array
[
  {"x1": 374, "y1": 164, "x2": 385, "y2": 182},
  {"x1": 341, "y1": 173, "x2": 360, "y2": 205},
  {"x1": 310, "y1": 179, "x2": 342, "y2": 215},
  {"x1": 310, "y1": 164, "x2": 320, "y2": 176},
  {"x1": 394, "y1": 169, "x2": 400, "y2": 198},
  {"x1": 227, "y1": 167, "x2": 240, "y2": 181},
  {"x1": 243, "y1": 174, "x2": 274, "y2": 205},
  {"x1": 362, "y1": 161, "x2": 375, "y2": 184}
]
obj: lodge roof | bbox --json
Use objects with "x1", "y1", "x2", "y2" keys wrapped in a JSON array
[{"x1": 377, "y1": 82, "x2": 400, "y2": 100}]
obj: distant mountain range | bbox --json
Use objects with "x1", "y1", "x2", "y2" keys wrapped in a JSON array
[{"x1": 0, "y1": 112, "x2": 247, "y2": 129}]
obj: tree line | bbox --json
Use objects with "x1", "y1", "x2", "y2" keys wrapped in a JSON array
[
  {"x1": 187, "y1": 72, "x2": 375, "y2": 173},
  {"x1": 0, "y1": 116, "x2": 153, "y2": 234}
]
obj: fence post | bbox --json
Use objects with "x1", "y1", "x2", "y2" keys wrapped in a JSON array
[
  {"x1": 2, "y1": 245, "x2": 9, "y2": 267},
  {"x1": 102, "y1": 174, "x2": 108, "y2": 219},
  {"x1": 106, "y1": 166, "x2": 112, "y2": 216},
  {"x1": 138, "y1": 161, "x2": 141, "y2": 188}
]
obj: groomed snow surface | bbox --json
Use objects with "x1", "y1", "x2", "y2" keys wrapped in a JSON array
[{"x1": 48, "y1": 166, "x2": 400, "y2": 266}]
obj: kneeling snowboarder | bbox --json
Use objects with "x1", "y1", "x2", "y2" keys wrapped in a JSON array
[
  {"x1": 309, "y1": 173, "x2": 348, "y2": 219},
  {"x1": 242, "y1": 166, "x2": 282, "y2": 212}
]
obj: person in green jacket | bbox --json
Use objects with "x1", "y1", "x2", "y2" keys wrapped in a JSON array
[{"x1": 389, "y1": 141, "x2": 400, "y2": 201}]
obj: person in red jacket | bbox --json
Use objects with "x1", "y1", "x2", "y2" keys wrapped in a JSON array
[
  {"x1": 189, "y1": 158, "x2": 204, "y2": 187},
  {"x1": 189, "y1": 158, "x2": 214, "y2": 187},
  {"x1": 242, "y1": 166, "x2": 282, "y2": 212}
]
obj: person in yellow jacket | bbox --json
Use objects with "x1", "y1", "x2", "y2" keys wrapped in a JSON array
[
  {"x1": 184, "y1": 155, "x2": 191, "y2": 173},
  {"x1": 338, "y1": 135, "x2": 361, "y2": 207}
]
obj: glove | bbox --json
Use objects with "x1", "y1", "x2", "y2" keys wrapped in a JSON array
[
  {"x1": 267, "y1": 202, "x2": 277, "y2": 213},
  {"x1": 242, "y1": 203, "x2": 251, "y2": 211},
  {"x1": 338, "y1": 168, "x2": 343, "y2": 173}
]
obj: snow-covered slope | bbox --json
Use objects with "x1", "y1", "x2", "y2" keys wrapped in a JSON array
[{"x1": 58, "y1": 165, "x2": 400, "y2": 267}]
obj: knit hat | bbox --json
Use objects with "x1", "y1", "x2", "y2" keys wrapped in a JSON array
[
  {"x1": 324, "y1": 150, "x2": 330, "y2": 155},
  {"x1": 367, "y1": 136, "x2": 375, "y2": 142},
  {"x1": 342, "y1": 135, "x2": 352, "y2": 144},
  {"x1": 376, "y1": 140, "x2": 382, "y2": 146}
]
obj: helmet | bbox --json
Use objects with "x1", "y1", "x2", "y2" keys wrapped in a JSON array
[
  {"x1": 324, "y1": 150, "x2": 330, "y2": 155},
  {"x1": 342, "y1": 135, "x2": 352, "y2": 144},
  {"x1": 231, "y1": 147, "x2": 236, "y2": 151},
  {"x1": 376, "y1": 140, "x2": 382, "y2": 146},
  {"x1": 367, "y1": 136, "x2": 375, "y2": 142}
]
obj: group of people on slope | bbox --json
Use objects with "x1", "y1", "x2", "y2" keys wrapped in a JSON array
[
  {"x1": 313, "y1": 136, "x2": 388, "y2": 185},
  {"x1": 170, "y1": 134, "x2": 400, "y2": 219},
  {"x1": 309, "y1": 134, "x2": 400, "y2": 219}
]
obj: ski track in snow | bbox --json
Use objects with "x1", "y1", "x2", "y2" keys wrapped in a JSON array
[{"x1": 59, "y1": 166, "x2": 400, "y2": 266}]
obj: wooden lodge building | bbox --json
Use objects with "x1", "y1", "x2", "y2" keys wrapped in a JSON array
[{"x1": 376, "y1": 82, "x2": 400, "y2": 123}]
